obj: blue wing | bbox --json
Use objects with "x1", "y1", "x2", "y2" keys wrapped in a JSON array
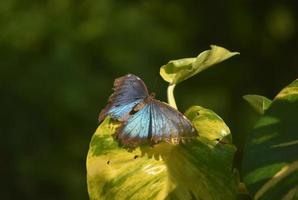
[
  {"x1": 117, "y1": 103, "x2": 151, "y2": 146},
  {"x1": 99, "y1": 74, "x2": 149, "y2": 122},
  {"x1": 150, "y1": 100, "x2": 196, "y2": 143},
  {"x1": 116, "y1": 99, "x2": 196, "y2": 147}
]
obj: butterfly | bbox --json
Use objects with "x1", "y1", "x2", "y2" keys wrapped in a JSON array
[{"x1": 99, "y1": 74, "x2": 196, "y2": 147}]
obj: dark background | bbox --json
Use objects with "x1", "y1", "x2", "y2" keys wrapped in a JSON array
[{"x1": 1, "y1": 0, "x2": 297, "y2": 199}]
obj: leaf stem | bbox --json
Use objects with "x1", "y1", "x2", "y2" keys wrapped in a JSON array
[{"x1": 167, "y1": 84, "x2": 177, "y2": 109}]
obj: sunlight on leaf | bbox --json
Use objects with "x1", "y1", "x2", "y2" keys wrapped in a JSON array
[
  {"x1": 185, "y1": 105, "x2": 232, "y2": 144},
  {"x1": 274, "y1": 78, "x2": 298, "y2": 100},
  {"x1": 86, "y1": 118, "x2": 169, "y2": 200},
  {"x1": 87, "y1": 110, "x2": 238, "y2": 199},
  {"x1": 160, "y1": 45, "x2": 239, "y2": 85}
]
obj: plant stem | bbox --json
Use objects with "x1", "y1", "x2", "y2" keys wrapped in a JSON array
[{"x1": 167, "y1": 84, "x2": 177, "y2": 109}]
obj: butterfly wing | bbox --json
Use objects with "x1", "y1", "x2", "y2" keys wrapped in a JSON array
[
  {"x1": 117, "y1": 103, "x2": 151, "y2": 146},
  {"x1": 150, "y1": 100, "x2": 196, "y2": 143},
  {"x1": 116, "y1": 99, "x2": 196, "y2": 147},
  {"x1": 99, "y1": 74, "x2": 149, "y2": 122}
]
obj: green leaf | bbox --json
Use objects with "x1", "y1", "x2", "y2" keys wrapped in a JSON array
[
  {"x1": 185, "y1": 105, "x2": 232, "y2": 144},
  {"x1": 87, "y1": 109, "x2": 238, "y2": 200},
  {"x1": 160, "y1": 45, "x2": 239, "y2": 85},
  {"x1": 243, "y1": 95, "x2": 272, "y2": 114},
  {"x1": 86, "y1": 118, "x2": 169, "y2": 200},
  {"x1": 163, "y1": 137, "x2": 237, "y2": 200},
  {"x1": 242, "y1": 79, "x2": 298, "y2": 200}
]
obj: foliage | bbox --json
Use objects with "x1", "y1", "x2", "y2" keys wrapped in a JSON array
[
  {"x1": 160, "y1": 45, "x2": 239, "y2": 85},
  {"x1": 87, "y1": 43, "x2": 298, "y2": 199},
  {"x1": 2, "y1": 1, "x2": 297, "y2": 199},
  {"x1": 87, "y1": 110, "x2": 237, "y2": 200},
  {"x1": 87, "y1": 46, "x2": 238, "y2": 199},
  {"x1": 243, "y1": 95, "x2": 272, "y2": 115},
  {"x1": 242, "y1": 79, "x2": 298, "y2": 199},
  {"x1": 160, "y1": 45, "x2": 239, "y2": 109}
]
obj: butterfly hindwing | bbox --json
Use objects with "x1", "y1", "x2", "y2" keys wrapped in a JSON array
[
  {"x1": 150, "y1": 100, "x2": 195, "y2": 142},
  {"x1": 117, "y1": 103, "x2": 151, "y2": 146},
  {"x1": 99, "y1": 74, "x2": 149, "y2": 122}
]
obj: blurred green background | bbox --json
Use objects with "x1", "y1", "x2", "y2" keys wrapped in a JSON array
[{"x1": 1, "y1": 0, "x2": 297, "y2": 199}]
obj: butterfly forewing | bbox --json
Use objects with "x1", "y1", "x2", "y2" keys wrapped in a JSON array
[{"x1": 99, "y1": 74, "x2": 149, "y2": 122}]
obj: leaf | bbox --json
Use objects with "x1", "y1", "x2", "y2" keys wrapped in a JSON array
[
  {"x1": 87, "y1": 108, "x2": 238, "y2": 200},
  {"x1": 160, "y1": 45, "x2": 239, "y2": 85},
  {"x1": 163, "y1": 137, "x2": 237, "y2": 200},
  {"x1": 243, "y1": 95, "x2": 272, "y2": 114},
  {"x1": 242, "y1": 79, "x2": 298, "y2": 200},
  {"x1": 86, "y1": 118, "x2": 169, "y2": 200},
  {"x1": 185, "y1": 105, "x2": 232, "y2": 143}
]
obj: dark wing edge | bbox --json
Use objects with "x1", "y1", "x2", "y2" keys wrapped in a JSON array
[{"x1": 98, "y1": 74, "x2": 148, "y2": 122}]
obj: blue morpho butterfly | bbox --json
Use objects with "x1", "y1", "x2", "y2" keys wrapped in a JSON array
[{"x1": 99, "y1": 74, "x2": 197, "y2": 147}]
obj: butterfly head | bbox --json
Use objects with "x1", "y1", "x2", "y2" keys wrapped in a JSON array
[
  {"x1": 143, "y1": 92, "x2": 156, "y2": 103},
  {"x1": 149, "y1": 92, "x2": 156, "y2": 98}
]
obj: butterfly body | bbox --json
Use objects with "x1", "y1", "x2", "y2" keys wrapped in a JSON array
[{"x1": 99, "y1": 74, "x2": 196, "y2": 147}]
